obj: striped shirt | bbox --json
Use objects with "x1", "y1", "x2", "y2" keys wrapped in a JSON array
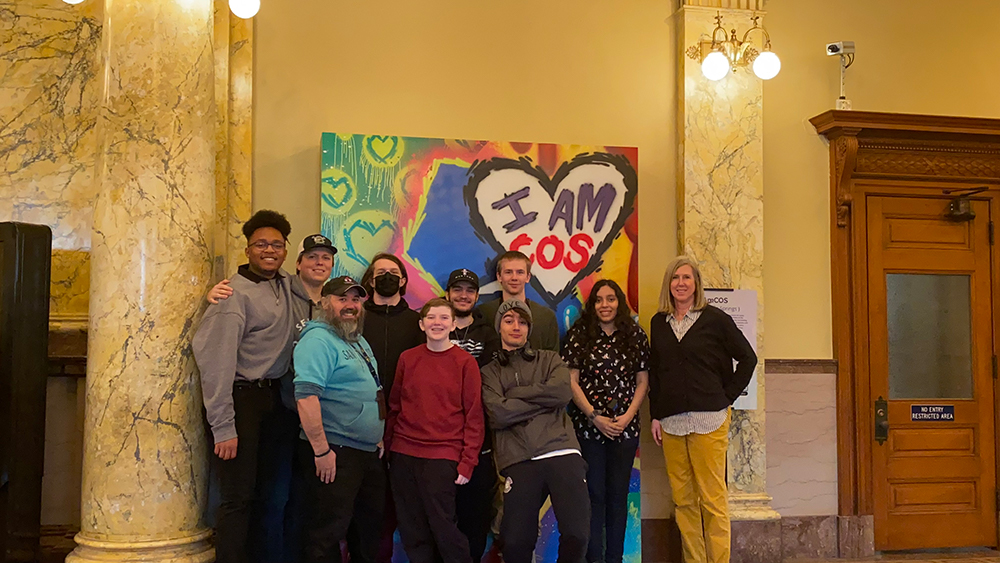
[{"x1": 660, "y1": 309, "x2": 729, "y2": 436}]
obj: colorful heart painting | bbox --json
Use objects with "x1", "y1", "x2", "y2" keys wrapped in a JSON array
[{"x1": 320, "y1": 132, "x2": 639, "y2": 563}]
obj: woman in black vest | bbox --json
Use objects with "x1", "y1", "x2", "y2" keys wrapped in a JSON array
[
  {"x1": 562, "y1": 279, "x2": 649, "y2": 563},
  {"x1": 648, "y1": 256, "x2": 756, "y2": 563}
]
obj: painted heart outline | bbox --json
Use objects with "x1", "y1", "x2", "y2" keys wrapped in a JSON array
[{"x1": 464, "y1": 152, "x2": 637, "y2": 307}]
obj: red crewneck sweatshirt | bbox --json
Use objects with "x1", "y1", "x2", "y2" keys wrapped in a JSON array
[{"x1": 384, "y1": 344, "x2": 484, "y2": 478}]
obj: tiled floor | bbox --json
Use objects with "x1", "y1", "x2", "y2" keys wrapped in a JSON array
[
  {"x1": 36, "y1": 527, "x2": 1000, "y2": 563},
  {"x1": 790, "y1": 552, "x2": 1000, "y2": 563}
]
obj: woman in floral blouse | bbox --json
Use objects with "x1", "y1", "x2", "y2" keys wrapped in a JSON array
[{"x1": 561, "y1": 279, "x2": 649, "y2": 563}]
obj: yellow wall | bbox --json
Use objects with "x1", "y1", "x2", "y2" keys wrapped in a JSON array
[
  {"x1": 253, "y1": 0, "x2": 678, "y2": 327},
  {"x1": 255, "y1": 0, "x2": 1000, "y2": 358},
  {"x1": 762, "y1": 0, "x2": 1000, "y2": 358}
]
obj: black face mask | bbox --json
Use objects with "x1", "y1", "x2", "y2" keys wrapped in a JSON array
[{"x1": 373, "y1": 273, "x2": 401, "y2": 298}]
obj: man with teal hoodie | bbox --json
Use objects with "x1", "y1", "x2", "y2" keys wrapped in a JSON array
[{"x1": 294, "y1": 275, "x2": 386, "y2": 563}]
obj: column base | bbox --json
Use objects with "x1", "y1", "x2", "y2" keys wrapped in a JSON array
[
  {"x1": 728, "y1": 493, "x2": 782, "y2": 563},
  {"x1": 66, "y1": 529, "x2": 214, "y2": 563},
  {"x1": 729, "y1": 492, "x2": 781, "y2": 521}
]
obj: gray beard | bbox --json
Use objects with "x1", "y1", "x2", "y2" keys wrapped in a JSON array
[{"x1": 329, "y1": 311, "x2": 364, "y2": 342}]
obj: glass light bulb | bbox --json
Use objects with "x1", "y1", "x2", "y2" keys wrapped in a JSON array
[
  {"x1": 701, "y1": 51, "x2": 731, "y2": 81},
  {"x1": 752, "y1": 50, "x2": 781, "y2": 80},
  {"x1": 62, "y1": 0, "x2": 86, "y2": 4},
  {"x1": 229, "y1": 0, "x2": 260, "y2": 19}
]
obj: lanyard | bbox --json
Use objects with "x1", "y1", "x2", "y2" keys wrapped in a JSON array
[{"x1": 352, "y1": 343, "x2": 382, "y2": 390}]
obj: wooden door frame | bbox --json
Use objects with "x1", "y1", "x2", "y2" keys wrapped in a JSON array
[{"x1": 811, "y1": 111, "x2": 1000, "y2": 519}]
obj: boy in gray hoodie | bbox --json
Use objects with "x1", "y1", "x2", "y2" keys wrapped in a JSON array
[
  {"x1": 193, "y1": 210, "x2": 295, "y2": 563},
  {"x1": 480, "y1": 300, "x2": 590, "y2": 563}
]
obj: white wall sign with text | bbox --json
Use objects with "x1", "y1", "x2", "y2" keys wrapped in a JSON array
[{"x1": 704, "y1": 288, "x2": 758, "y2": 410}]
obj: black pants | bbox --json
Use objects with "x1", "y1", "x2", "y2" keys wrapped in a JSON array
[
  {"x1": 298, "y1": 441, "x2": 386, "y2": 563},
  {"x1": 579, "y1": 437, "x2": 638, "y2": 563},
  {"x1": 213, "y1": 383, "x2": 282, "y2": 563},
  {"x1": 346, "y1": 457, "x2": 397, "y2": 563},
  {"x1": 389, "y1": 453, "x2": 472, "y2": 563},
  {"x1": 258, "y1": 404, "x2": 306, "y2": 563},
  {"x1": 500, "y1": 454, "x2": 590, "y2": 563},
  {"x1": 455, "y1": 451, "x2": 498, "y2": 563}
]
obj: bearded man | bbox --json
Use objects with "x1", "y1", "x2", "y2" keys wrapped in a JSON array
[{"x1": 293, "y1": 276, "x2": 386, "y2": 563}]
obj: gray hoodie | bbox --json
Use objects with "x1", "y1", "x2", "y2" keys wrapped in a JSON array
[
  {"x1": 481, "y1": 349, "x2": 580, "y2": 473},
  {"x1": 193, "y1": 264, "x2": 295, "y2": 443}
]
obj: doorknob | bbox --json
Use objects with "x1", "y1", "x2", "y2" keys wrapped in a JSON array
[{"x1": 875, "y1": 396, "x2": 888, "y2": 445}]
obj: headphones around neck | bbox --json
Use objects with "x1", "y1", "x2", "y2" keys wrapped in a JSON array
[{"x1": 496, "y1": 346, "x2": 537, "y2": 366}]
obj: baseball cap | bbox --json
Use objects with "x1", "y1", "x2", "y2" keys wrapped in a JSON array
[
  {"x1": 446, "y1": 268, "x2": 479, "y2": 290},
  {"x1": 322, "y1": 275, "x2": 367, "y2": 298},
  {"x1": 298, "y1": 234, "x2": 337, "y2": 256},
  {"x1": 495, "y1": 299, "x2": 533, "y2": 336}
]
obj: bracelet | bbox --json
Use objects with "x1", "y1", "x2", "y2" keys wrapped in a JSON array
[
  {"x1": 314, "y1": 448, "x2": 332, "y2": 458},
  {"x1": 588, "y1": 410, "x2": 598, "y2": 422}
]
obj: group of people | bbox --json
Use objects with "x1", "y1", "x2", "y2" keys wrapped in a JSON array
[{"x1": 192, "y1": 209, "x2": 757, "y2": 563}]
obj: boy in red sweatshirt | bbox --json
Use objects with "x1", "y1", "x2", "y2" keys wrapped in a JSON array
[{"x1": 384, "y1": 297, "x2": 485, "y2": 563}]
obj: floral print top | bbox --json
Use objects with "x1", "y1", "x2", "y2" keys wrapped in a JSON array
[{"x1": 561, "y1": 323, "x2": 651, "y2": 442}]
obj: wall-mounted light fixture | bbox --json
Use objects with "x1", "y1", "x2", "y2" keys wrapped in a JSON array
[
  {"x1": 229, "y1": 0, "x2": 260, "y2": 19},
  {"x1": 686, "y1": 13, "x2": 780, "y2": 81}
]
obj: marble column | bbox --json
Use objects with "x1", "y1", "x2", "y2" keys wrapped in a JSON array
[
  {"x1": 213, "y1": 0, "x2": 254, "y2": 279},
  {"x1": 68, "y1": 0, "x2": 216, "y2": 561},
  {"x1": 676, "y1": 1, "x2": 780, "y2": 526}
]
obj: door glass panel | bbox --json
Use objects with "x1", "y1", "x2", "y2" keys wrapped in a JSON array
[{"x1": 887, "y1": 273, "x2": 973, "y2": 399}]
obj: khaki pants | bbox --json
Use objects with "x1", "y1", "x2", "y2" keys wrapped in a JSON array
[{"x1": 661, "y1": 411, "x2": 730, "y2": 563}]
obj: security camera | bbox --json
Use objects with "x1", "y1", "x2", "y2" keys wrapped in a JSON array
[{"x1": 826, "y1": 41, "x2": 855, "y2": 56}]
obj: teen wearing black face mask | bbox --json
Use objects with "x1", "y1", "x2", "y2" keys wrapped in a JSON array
[{"x1": 353, "y1": 252, "x2": 423, "y2": 563}]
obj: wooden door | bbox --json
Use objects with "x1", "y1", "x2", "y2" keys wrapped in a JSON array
[{"x1": 867, "y1": 195, "x2": 997, "y2": 550}]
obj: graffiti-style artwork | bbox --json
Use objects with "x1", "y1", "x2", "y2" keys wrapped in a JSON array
[{"x1": 320, "y1": 133, "x2": 640, "y2": 563}]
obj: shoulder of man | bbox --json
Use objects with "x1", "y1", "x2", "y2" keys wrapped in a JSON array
[
  {"x1": 201, "y1": 275, "x2": 258, "y2": 319},
  {"x1": 475, "y1": 296, "x2": 501, "y2": 317},
  {"x1": 289, "y1": 274, "x2": 312, "y2": 302},
  {"x1": 535, "y1": 348, "x2": 565, "y2": 365},
  {"x1": 527, "y1": 300, "x2": 557, "y2": 321},
  {"x1": 480, "y1": 354, "x2": 503, "y2": 376}
]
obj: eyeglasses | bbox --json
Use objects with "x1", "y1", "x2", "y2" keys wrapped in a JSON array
[{"x1": 249, "y1": 240, "x2": 286, "y2": 251}]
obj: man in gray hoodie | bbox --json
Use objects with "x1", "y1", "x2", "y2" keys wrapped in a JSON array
[
  {"x1": 205, "y1": 232, "x2": 338, "y2": 563},
  {"x1": 193, "y1": 210, "x2": 296, "y2": 563},
  {"x1": 480, "y1": 299, "x2": 590, "y2": 563}
]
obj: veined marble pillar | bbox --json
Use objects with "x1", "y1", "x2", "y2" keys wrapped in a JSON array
[
  {"x1": 69, "y1": 1, "x2": 216, "y2": 561},
  {"x1": 676, "y1": 2, "x2": 779, "y2": 523},
  {"x1": 213, "y1": 0, "x2": 254, "y2": 279}
]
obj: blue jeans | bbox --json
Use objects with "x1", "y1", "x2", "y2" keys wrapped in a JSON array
[
  {"x1": 578, "y1": 437, "x2": 638, "y2": 563},
  {"x1": 257, "y1": 404, "x2": 305, "y2": 563}
]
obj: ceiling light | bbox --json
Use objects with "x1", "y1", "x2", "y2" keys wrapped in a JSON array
[{"x1": 229, "y1": 0, "x2": 260, "y2": 19}]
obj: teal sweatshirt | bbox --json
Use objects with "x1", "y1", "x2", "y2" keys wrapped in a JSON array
[{"x1": 293, "y1": 321, "x2": 384, "y2": 452}]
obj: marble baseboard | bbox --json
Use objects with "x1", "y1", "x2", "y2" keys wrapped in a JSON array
[
  {"x1": 641, "y1": 518, "x2": 682, "y2": 563},
  {"x1": 732, "y1": 519, "x2": 783, "y2": 563},
  {"x1": 781, "y1": 516, "x2": 838, "y2": 560},
  {"x1": 641, "y1": 515, "x2": 870, "y2": 562},
  {"x1": 837, "y1": 514, "x2": 874, "y2": 559}
]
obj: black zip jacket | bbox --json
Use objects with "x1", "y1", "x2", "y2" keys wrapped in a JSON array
[
  {"x1": 648, "y1": 305, "x2": 757, "y2": 420},
  {"x1": 363, "y1": 297, "x2": 423, "y2": 397},
  {"x1": 450, "y1": 309, "x2": 502, "y2": 369}
]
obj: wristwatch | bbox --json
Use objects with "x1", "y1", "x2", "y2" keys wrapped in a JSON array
[{"x1": 588, "y1": 410, "x2": 599, "y2": 422}]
